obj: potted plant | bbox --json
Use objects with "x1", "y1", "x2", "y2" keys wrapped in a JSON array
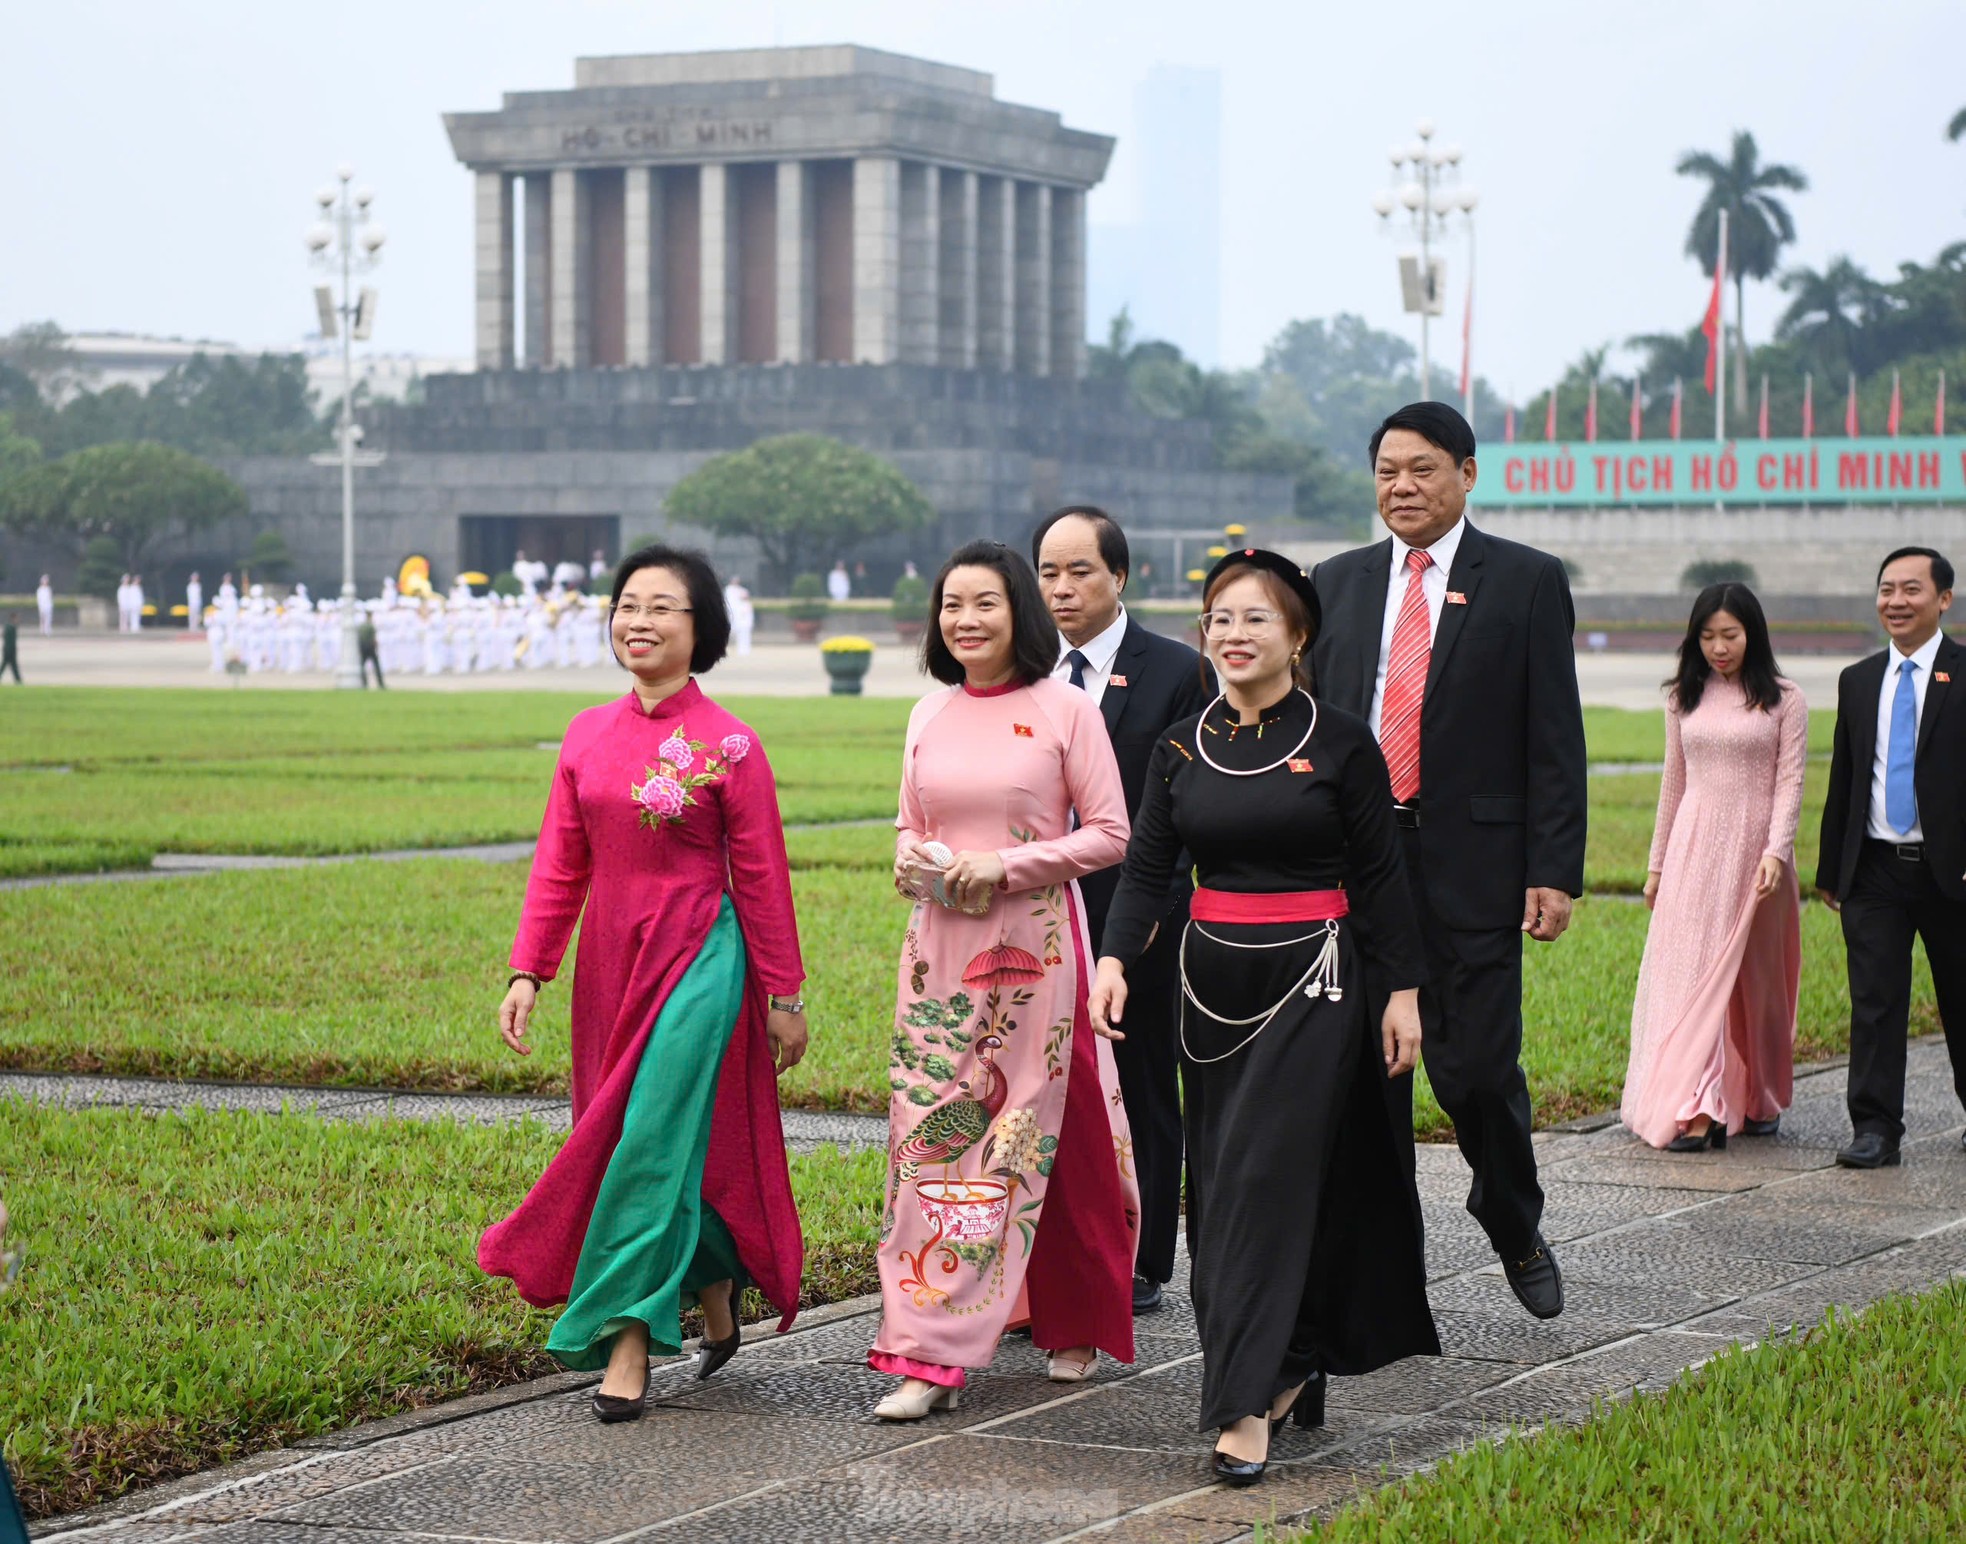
[
  {"x1": 890, "y1": 573, "x2": 930, "y2": 644},
  {"x1": 819, "y1": 635, "x2": 876, "y2": 695},
  {"x1": 788, "y1": 573, "x2": 829, "y2": 643}
]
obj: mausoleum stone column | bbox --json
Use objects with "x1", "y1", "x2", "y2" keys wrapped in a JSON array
[
  {"x1": 938, "y1": 167, "x2": 978, "y2": 369},
  {"x1": 1013, "y1": 181, "x2": 1052, "y2": 376},
  {"x1": 852, "y1": 156, "x2": 902, "y2": 364},
  {"x1": 549, "y1": 166, "x2": 590, "y2": 367},
  {"x1": 474, "y1": 171, "x2": 515, "y2": 370},
  {"x1": 623, "y1": 165, "x2": 664, "y2": 367}
]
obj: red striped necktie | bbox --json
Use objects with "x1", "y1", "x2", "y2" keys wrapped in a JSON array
[{"x1": 1379, "y1": 548, "x2": 1433, "y2": 803}]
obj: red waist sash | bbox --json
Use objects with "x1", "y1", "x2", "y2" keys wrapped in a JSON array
[{"x1": 1190, "y1": 887, "x2": 1349, "y2": 924}]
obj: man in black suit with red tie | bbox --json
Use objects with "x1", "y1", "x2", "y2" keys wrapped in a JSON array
[
  {"x1": 1310, "y1": 402, "x2": 1587, "y2": 1320},
  {"x1": 1035, "y1": 505, "x2": 1213, "y2": 1315},
  {"x1": 1817, "y1": 546, "x2": 1966, "y2": 1168}
]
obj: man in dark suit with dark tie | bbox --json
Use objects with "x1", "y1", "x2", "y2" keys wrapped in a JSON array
[
  {"x1": 1310, "y1": 402, "x2": 1587, "y2": 1320},
  {"x1": 1034, "y1": 504, "x2": 1213, "y2": 1315},
  {"x1": 1817, "y1": 546, "x2": 1966, "y2": 1168}
]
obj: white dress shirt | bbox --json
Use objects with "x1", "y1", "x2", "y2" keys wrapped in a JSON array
[
  {"x1": 1867, "y1": 630, "x2": 1946, "y2": 842},
  {"x1": 1051, "y1": 605, "x2": 1129, "y2": 708},
  {"x1": 1367, "y1": 517, "x2": 1467, "y2": 735}
]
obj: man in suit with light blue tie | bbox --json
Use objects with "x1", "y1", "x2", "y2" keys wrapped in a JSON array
[{"x1": 1817, "y1": 546, "x2": 1966, "y2": 1168}]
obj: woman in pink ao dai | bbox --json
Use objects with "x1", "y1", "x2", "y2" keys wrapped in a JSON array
[{"x1": 1624, "y1": 584, "x2": 1807, "y2": 1151}]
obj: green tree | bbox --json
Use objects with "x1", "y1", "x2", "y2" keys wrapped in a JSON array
[
  {"x1": 0, "y1": 442, "x2": 248, "y2": 568},
  {"x1": 242, "y1": 529, "x2": 294, "y2": 585},
  {"x1": 662, "y1": 434, "x2": 935, "y2": 587},
  {"x1": 0, "y1": 322, "x2": 89, "y2": 401},
  {"x1": 75, "y1": 535, "x2": 124, "y2": 601},
  {"x1": 0, "y1": 412, "x2": 41, "y2": 484},
  {"x1": 1776, "y1": 256, "x2": 1885, "y2": 376},
  {"x1": 1675, "y1": 130, "x2": 1809, "y2": 405},
  {"x1": 1948, "y1": 105, "x2": 1966, "y2": 141}
]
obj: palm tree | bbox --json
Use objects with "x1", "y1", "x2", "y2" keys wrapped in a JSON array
[
  {"x1": 1675, "y1": 130, "x2": 1809, "y2": 408},
  {"x1": 1776, "y1": 256, "x2": 1882, "y2": 376}
]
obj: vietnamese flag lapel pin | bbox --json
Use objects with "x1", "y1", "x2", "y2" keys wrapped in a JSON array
[{"x1": 1446, "y1": 590, "x2": 1469, "y2": 605}]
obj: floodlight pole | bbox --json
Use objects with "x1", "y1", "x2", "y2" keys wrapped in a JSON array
[
  {"x1": 306, "y1": 167, "x2": 384, "y2": 690},
  {"x1": 1374, "y1": 122, "x2": 1475, "y2": 407}
]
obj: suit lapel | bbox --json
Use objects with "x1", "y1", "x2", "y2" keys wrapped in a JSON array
[
  {"x1": 1100, "y1": 619, "x2": 1148, "y2": 735},
  {"x1": 1917, "y1": 637, "x2": 1960, "y2": 755},
  {"x1": 1850, "y1": 650, "x2": 1887, "y2": 775},
  {"x1": 1423, "y1": 524, "x2": 1485, "y2": 707},
  {"x1": 1355, "y1": 539, "x2": 1393, "y2": 712}
]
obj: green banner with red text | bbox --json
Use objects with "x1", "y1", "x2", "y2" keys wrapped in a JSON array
[{"x1": 1470, "y1": 437, "x2": 1964, "y2": 506}]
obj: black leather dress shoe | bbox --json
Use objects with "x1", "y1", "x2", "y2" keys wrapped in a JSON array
[
  {"x1": 1835, "y1": 1133, "x2": 1902, "y2": 1169},
  {"x1": 1211, "y1": 1448, "x2": 1266, "y2": 1487},
  {"x1": 1502, "y1": 1232, "x2": 1564, "y2": 1319},
  {"x1": 1132, "y1": 1275, "x2": 1165, "y2": 1314},
  {"x1": 1740, "y1": 1115, "x2": 1781, "y2": 1137}
]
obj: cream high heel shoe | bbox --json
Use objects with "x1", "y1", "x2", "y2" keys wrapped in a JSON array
[
  {"x1": 1046, "y1": 1350, "x2": 1097, "y2": 1384},
  {"x1": 872, "y1": 1379, "x2": 961, "y2": 1421}
]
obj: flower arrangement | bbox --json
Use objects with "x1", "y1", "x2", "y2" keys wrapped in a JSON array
[
  {"x1": 629, "y1": 722, "x2": 746, "y2": 830},
  {"x1": 819, "y1": 635, "x2": 876, "y2": 654}
]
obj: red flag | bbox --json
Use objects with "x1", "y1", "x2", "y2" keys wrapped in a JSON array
[
  {"x1": 1504, "y1": 404, "x2": 1516, "y2": 443},
  {"x1": 1585, "y1": 380, "x2": 1598, "y2": 442},
  {"x1": 1802, "y1": 373, "x2": 1814, "y2": 438},
  {"x1": 1545, "y1": 386, "x2": 1558, "y2": 441},
  {"x1": 1887, "y1": 370, "x2": 1902, "y2": 436},
  {"x1": 1630, "y1": 378, "x2": 1643, "y2": 440},
  {"x1": 1700, "y1": 257, "x2": 1724, "y2": 393},
  {"x1": 1670, "y1": 377, "x2": 1683, "y2": 440},
  {"x1": 1845, "y1": 373, "x2": 1859, "y2": 437},
  {"x1": 1757, "y1": 375, "x2": 1769, "y2": 439},
  {"x1": 1938, "y1": 370, "x2": 1947, "y2": 436}
]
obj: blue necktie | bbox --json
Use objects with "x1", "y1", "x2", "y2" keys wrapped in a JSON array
[
  {"x1": 1885, "y1": 657, "x2": 1919, "y2": 835},
  {"x1": 1066, "y1": 648, "x2": 1089, "y2": 690}
]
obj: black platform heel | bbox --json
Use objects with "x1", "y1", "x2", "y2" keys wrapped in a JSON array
[
  {"x1": 1269, "y1": 1370, "x2": 1327, "y2": 1435},
  {"x1": 1665, "y1": 1120, "x2": 1727, "y2": 1153}
]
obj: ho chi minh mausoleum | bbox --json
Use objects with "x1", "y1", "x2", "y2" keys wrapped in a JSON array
[{"x1": 219, "y1": 46, "x2": 1292, "y2": 591}]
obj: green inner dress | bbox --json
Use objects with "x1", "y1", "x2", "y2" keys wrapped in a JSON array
[{"x1": 545, "y1": 897, "x2": 751, "y2": 1370}]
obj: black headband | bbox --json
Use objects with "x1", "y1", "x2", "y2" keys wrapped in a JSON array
[{"x1": 1203, "y1": 548, "x2": 1322, "y2": 637}]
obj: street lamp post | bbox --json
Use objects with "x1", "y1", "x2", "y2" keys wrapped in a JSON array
[
  {"x1": 305, "y1": 166, "x2": 386, "y2": 690},
  {"x1": 1372, "y1": 120, "x2": 1477, "y2": 402}
]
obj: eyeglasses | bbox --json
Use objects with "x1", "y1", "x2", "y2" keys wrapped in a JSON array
[
  {"x1": 1198, "y1": 608, "x2": 1284, "y2": 638},
  {"x1": 612, "y1": 603, "x2": 691, "y2": 621}
]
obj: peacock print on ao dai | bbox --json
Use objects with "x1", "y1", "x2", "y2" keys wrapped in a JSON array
[{"x1": 870, "y1": 678, "x2": 1139, "y2": 1381}]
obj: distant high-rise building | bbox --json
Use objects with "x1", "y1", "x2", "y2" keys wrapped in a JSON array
[{"x1": 1088, "y1": 64, "x2": 1222, "y2": 366}]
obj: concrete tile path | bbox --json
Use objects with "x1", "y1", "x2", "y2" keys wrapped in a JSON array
[{"x1": 27, "y1": 1041, "x2": 1966, "y2": 1543}]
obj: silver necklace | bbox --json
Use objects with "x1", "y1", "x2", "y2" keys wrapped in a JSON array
[{"x1": 1194, "y1": 688, "x2": 1317, "y2": 778}]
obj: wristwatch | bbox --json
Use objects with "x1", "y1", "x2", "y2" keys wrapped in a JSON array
[{"x1": 768, "y1": 994, "x2": 806, "y2": 1014}]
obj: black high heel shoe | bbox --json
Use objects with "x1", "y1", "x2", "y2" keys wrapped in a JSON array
[
  {"x1": 591, "y1": 1364, "x2": 650, "y2": 1423},
  {"x1": 1270, "y1": 1370, "x2": 1327, "y2": 1435},
  {"x1": 1210, "y1": 1445, "x2": 1267, "y2": 1487},
  {"x1": 696, "y1": 1326, "x2": 741, "y2": 1381},
  {"x1": 1665, "y1": 1119, "x2": 1727, "y2": 1153}
]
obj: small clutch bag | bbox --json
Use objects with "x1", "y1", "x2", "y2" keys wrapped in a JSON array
[{"x1": 904, "y1": 840, "x2": 993, "y2": 916}]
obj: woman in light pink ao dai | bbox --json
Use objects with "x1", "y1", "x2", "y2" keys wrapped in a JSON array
[{"x1": 1624, "y1": 584, "x2": 1807, "y2": 1152}]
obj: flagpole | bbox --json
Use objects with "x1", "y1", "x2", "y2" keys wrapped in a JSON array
[
  {"x1": 1713, "y1": 207, "x2": 1728, "y2": 442},
  {"x1": 1461, "y1": 224, "x2": 1476, "y2": 423}
]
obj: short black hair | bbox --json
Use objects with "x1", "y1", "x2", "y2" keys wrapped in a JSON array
[
  {"x1": 609, "y1": 543, "x2": 731, "y2": 674},
  {"x1": 1876, "y1": 546, "x2": 1954, "y2": 592},
  {"x1": 1368, "y1": 401, "x2": 1477, "y2": 467},
  {"x1": 1030, "y1": 504, "x2": 1130, "y2": 589},
  {"x1": 921, "y1": 540, "x2": 1060, "y2": 688}
]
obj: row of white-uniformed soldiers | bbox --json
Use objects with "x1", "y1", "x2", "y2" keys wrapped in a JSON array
[{"x1": 201, "y1": 576, "x2": 624, "y2": 675}]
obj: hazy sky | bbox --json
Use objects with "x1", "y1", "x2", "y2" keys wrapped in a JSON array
[{"x1": 5, "y1": 0, "x2": 1961, "y2": 397}]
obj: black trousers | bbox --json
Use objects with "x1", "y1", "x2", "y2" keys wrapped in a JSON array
[
  {"x1": 1394, "y1": 830, "x2": 1545, "y2": 1259},
  {"x1": 1841, "y1": 841, "x2": 1966, "y2": 1142},
  {"x1": 1113, "y1": 917, "x2": 1183, "y2": 1285},
  {"x1": 359, "y1": 644, "x2": 385, "y2": 689},
  {"x1": 1, "y1": 653, "x2": 18, "y2": 684}
]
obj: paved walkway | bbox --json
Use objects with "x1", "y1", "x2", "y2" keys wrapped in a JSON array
[
  {"x1": 30, "y1": 1040, "x2": 1965, "y2": 1543},
  {"x1": 2, "y1": 633, "x2": 1863, "y2": 710}
]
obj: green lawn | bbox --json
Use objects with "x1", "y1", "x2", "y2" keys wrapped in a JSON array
[
  {"x1": 0, "y1": 860, "x2": 1935, "y2": 1131},
  {"x1": 0, "y1": 1101, "x2": 886, "y2": 1520},
  {"x1": 1307, "y1": 1278, "x2": 1966, "y2": 1542}
]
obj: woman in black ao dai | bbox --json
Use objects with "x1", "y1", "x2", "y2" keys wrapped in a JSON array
[{"x1": 1090, "y1": 550, "x2": 1439, "y2": 1487}]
